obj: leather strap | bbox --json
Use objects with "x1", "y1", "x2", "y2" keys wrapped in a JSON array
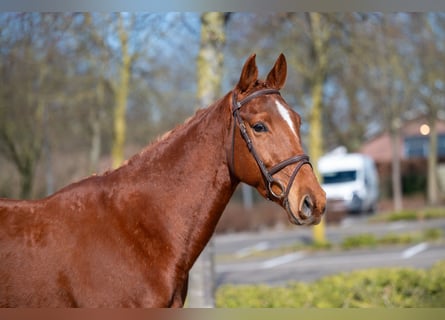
[{"x1": 230, "y1": 89, "x2": 313, "y2": 202}]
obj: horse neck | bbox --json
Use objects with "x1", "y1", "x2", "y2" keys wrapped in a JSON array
[{"x1": 116, "y1": 92, "x2": 237, "y2": 267}]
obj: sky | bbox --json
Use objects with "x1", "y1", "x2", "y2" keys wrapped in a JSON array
[{"x1": 1, "y1": 0, "x2": 445, "y2": 12}]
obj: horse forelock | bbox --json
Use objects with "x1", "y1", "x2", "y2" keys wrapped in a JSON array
[{"x1": 236, "y1": 79, "x2": 268, "y2": 97}]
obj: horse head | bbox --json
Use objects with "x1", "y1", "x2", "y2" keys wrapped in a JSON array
[{"x1": 230, "y1": 53, "x2": 326, "y2": 225}]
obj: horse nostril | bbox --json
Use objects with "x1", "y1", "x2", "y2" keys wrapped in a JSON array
[{"x1": 300, "y1": 195, "x2": 313, "y2": 219}]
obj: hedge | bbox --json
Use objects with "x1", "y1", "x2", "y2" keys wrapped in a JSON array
[
  {"x1": 340, "y1": 228, "x2": 443, "y2": 250},
  {"x1": 215, "y1": 261, "x2": 445, "y2": 308},
  {"x1": 370, "y1": 208, "x2": 445, "y2": 223}
]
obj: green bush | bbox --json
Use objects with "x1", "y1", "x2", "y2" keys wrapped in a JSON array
[
  {"x1": 341, "y1": 233, "x2": 377, "y2": 250},
  {"x1": 339, "y1": 228, "x2": 443, "y2": 250},
  {"x1": 379, "y1": 232, "x2": 417, "y2": 245},
  {"x1": 423, "y1": 228, "x2": 443, "y2": 241},
  {"x1": 374, "y1": 208, "x2": 445, "y2": 223},
  {"x1": 387, "y1": 210, "x2": 418, "y2": 221},
  {"x1": 423, "y1": 208, "x2": 445, "y2": 220},
  {"x1": 215, "y1": 261, "x2": 445, "y2": 308}
]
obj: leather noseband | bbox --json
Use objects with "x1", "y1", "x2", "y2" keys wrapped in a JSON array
[{"x1": 230, "y1": 89, "x2": 312, "y2": 206}]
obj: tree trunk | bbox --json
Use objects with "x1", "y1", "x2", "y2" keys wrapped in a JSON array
[
  {"x1": 422, "y1": 16, "x2": 440, "y2": 206},
  {"x1": 309, "y1": 74, "x2": 326, "y2": 244},
  {"x1": 43, "y1": 104, "x2": 54, "y2": 196},
  {"x1": 196, "y1": 13, "x2": 225, "y2": 108},
  {"x1": 307, "y1": 12, "x2": 328, "y2": 244},
  {"x1": 187, "y1": 12, "x2": 226, "y2": 308},
  {"x1": 375, "y1": 16, "x2": 407, "y2": 212},
  {"x1": 19, "y1": 92, "x2": 46, "y2": 199},
  {"x1": 427, "y1": 107, "x2": 439, "y2": 205},
  {"x1": 390, "y1": 118, "x2": 403, "y2": 211},
  {"x1": 19, "y1": 163, "x2": 34, "y2": 199},
  {"x1": 89, "y1": 81, "x2": 106, "y2": 174},
  {"x1": 112, "y1": 14, "x2": 131, "y2": 169},
  {"x1": 89, "y1": 112, "x2": 102, "y2": 174},
  {"x1": 309, "y1": 74, "x2": 324, "y2": 171}
]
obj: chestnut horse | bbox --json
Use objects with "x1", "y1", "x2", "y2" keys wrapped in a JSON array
[{"x1": 0, "y1": 54, "x2": 326, "y2": 307}]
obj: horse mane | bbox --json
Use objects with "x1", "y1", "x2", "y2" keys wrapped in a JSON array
[
  {"x1": 153, "y1": 108, "x2": 209, "y2": 144},
  {"x1": 109, "y1": 97, "x2": 225, "y2": 175},
  {"x1": 123, "y1": 80, "x2": 270, "y2": 173},
  {"x1": 108, "y1": 84, "x2": 282, "y2": 176}
]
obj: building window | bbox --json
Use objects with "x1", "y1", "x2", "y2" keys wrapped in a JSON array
[
  {"x1": 405, "y1": 136, "x2": 428, "y2": 158},
  {"x1": 439, "y1": 134, "x2": 445, "y2": 156},
  {"x1": 405, "y1": 134, "x2": 445, "y2": 158}
]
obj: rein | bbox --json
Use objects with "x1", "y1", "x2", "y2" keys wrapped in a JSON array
[{"x1": 230, "y1": 89, "x2": 312, "y2": 207}]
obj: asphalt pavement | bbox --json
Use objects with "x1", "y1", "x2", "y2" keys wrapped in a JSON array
[{"x1": 213, "y1": 215, "x2": 445, "y2": 287}]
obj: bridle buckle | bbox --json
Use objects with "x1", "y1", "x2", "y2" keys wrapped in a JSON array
[{"x1": 268, "y1": 179, "x2": 286, "y2": 200}]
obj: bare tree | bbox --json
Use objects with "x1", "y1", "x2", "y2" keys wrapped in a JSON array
[
  {"x1": 187, "y1": 12, "x2": 227, "y2": 308},
  {"x1": 322, "y1": 14, "x2": 380, "y2": 151},
  {"x1": 0, "y1": 13, "x2": 71, "y2": 198},
  {"x1": 370, "y1": 14, "x2": 417, "y2": 211},
  {"x1": 413, "y1": 13, "x2": 444, "y2": 205},
  {"x1": 110, "y1": 14, "x2": 134, "y2": 168},
  {"x1": 284, "y1": 13, "x2": 335, "y2": 243}
]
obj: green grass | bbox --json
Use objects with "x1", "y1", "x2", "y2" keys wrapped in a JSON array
[
  {"x1": 371, "y1": 207, "x2": 445, "y2": 223},
  {"x1": 216, "y1": 260, "x2": 445, "y2": 308},
  {"x1": 340, "y1": 228, "x2": 443, "y2": 250}
]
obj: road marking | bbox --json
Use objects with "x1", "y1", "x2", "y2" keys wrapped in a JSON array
[
  {"x1": 235, "y1": 241, "x2": 270, "y2": 258},
  {"x1": 260, "y1": 252, "x2": 305, "y2": 269},
  {"x1": 217, "y1": 251, "x2": 305, "y2": 273},
  {"x1": 401, "y1": 242, "x2": 429, "y2": 259},
  {"x1": 388, "y1": 222, "x2": 405, "y2": 230}
]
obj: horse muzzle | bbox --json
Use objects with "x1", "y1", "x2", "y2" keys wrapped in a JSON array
[{"x1": 284, "y1": 194, "x2": 325, "y2": 226}]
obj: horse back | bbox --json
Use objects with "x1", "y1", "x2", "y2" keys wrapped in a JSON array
[
  {"x1": 0, "y1": 177, "x2": 112, "y2": 306},
  {"x1": 0, "y1": 175, "x2": 183, "y2": 307},
  {"x1": 0, "y1": 179, "x2": 119, "y2": 307}
]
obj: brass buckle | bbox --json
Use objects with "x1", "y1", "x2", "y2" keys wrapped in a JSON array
[{"x1": 268, "y1": 179, "x2": 286, "y2": 199}]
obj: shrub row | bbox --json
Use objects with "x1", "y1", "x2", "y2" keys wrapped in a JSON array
[
  {"x1": 340, "y1": 228, "x2": 443, "y2": 250},
  {"x1": 215, "y1": 261, "x2": 445, "y2": 308},
  {"x1": 371, "y1": 208, "x2": 445, "y2": 223}
]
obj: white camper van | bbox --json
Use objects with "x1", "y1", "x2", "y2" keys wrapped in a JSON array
[{"x1": 318, "y1": 151, "x2": 379, "y2": 214}]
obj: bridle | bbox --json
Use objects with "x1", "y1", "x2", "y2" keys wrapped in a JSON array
[{"x1": 230, "y1": 88, "x2": 313, "y2": 210}]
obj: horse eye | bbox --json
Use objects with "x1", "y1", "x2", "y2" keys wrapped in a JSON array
[{"x1": 252, "y1": 122, "x2": 268, "y2": 133}]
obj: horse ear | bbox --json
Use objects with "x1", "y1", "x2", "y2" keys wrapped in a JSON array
[
  {"x1": 265, "y1": 53, "x2": 287, "y2": 89},
  {"x1": 237, "y1": 53, "x2": 258, "y2": 92}
]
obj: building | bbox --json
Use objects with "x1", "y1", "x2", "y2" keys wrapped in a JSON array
[
  {"x1": 359, "y1": 115, "x2": 445, "y2": 199},
  {"x1": 360, "y1": 116, "x2": 445, "y2": 162}
]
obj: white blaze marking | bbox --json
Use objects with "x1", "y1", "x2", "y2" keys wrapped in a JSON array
[{"x1": 276, "y1": 101, "x2": 297, "y2": 136}]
